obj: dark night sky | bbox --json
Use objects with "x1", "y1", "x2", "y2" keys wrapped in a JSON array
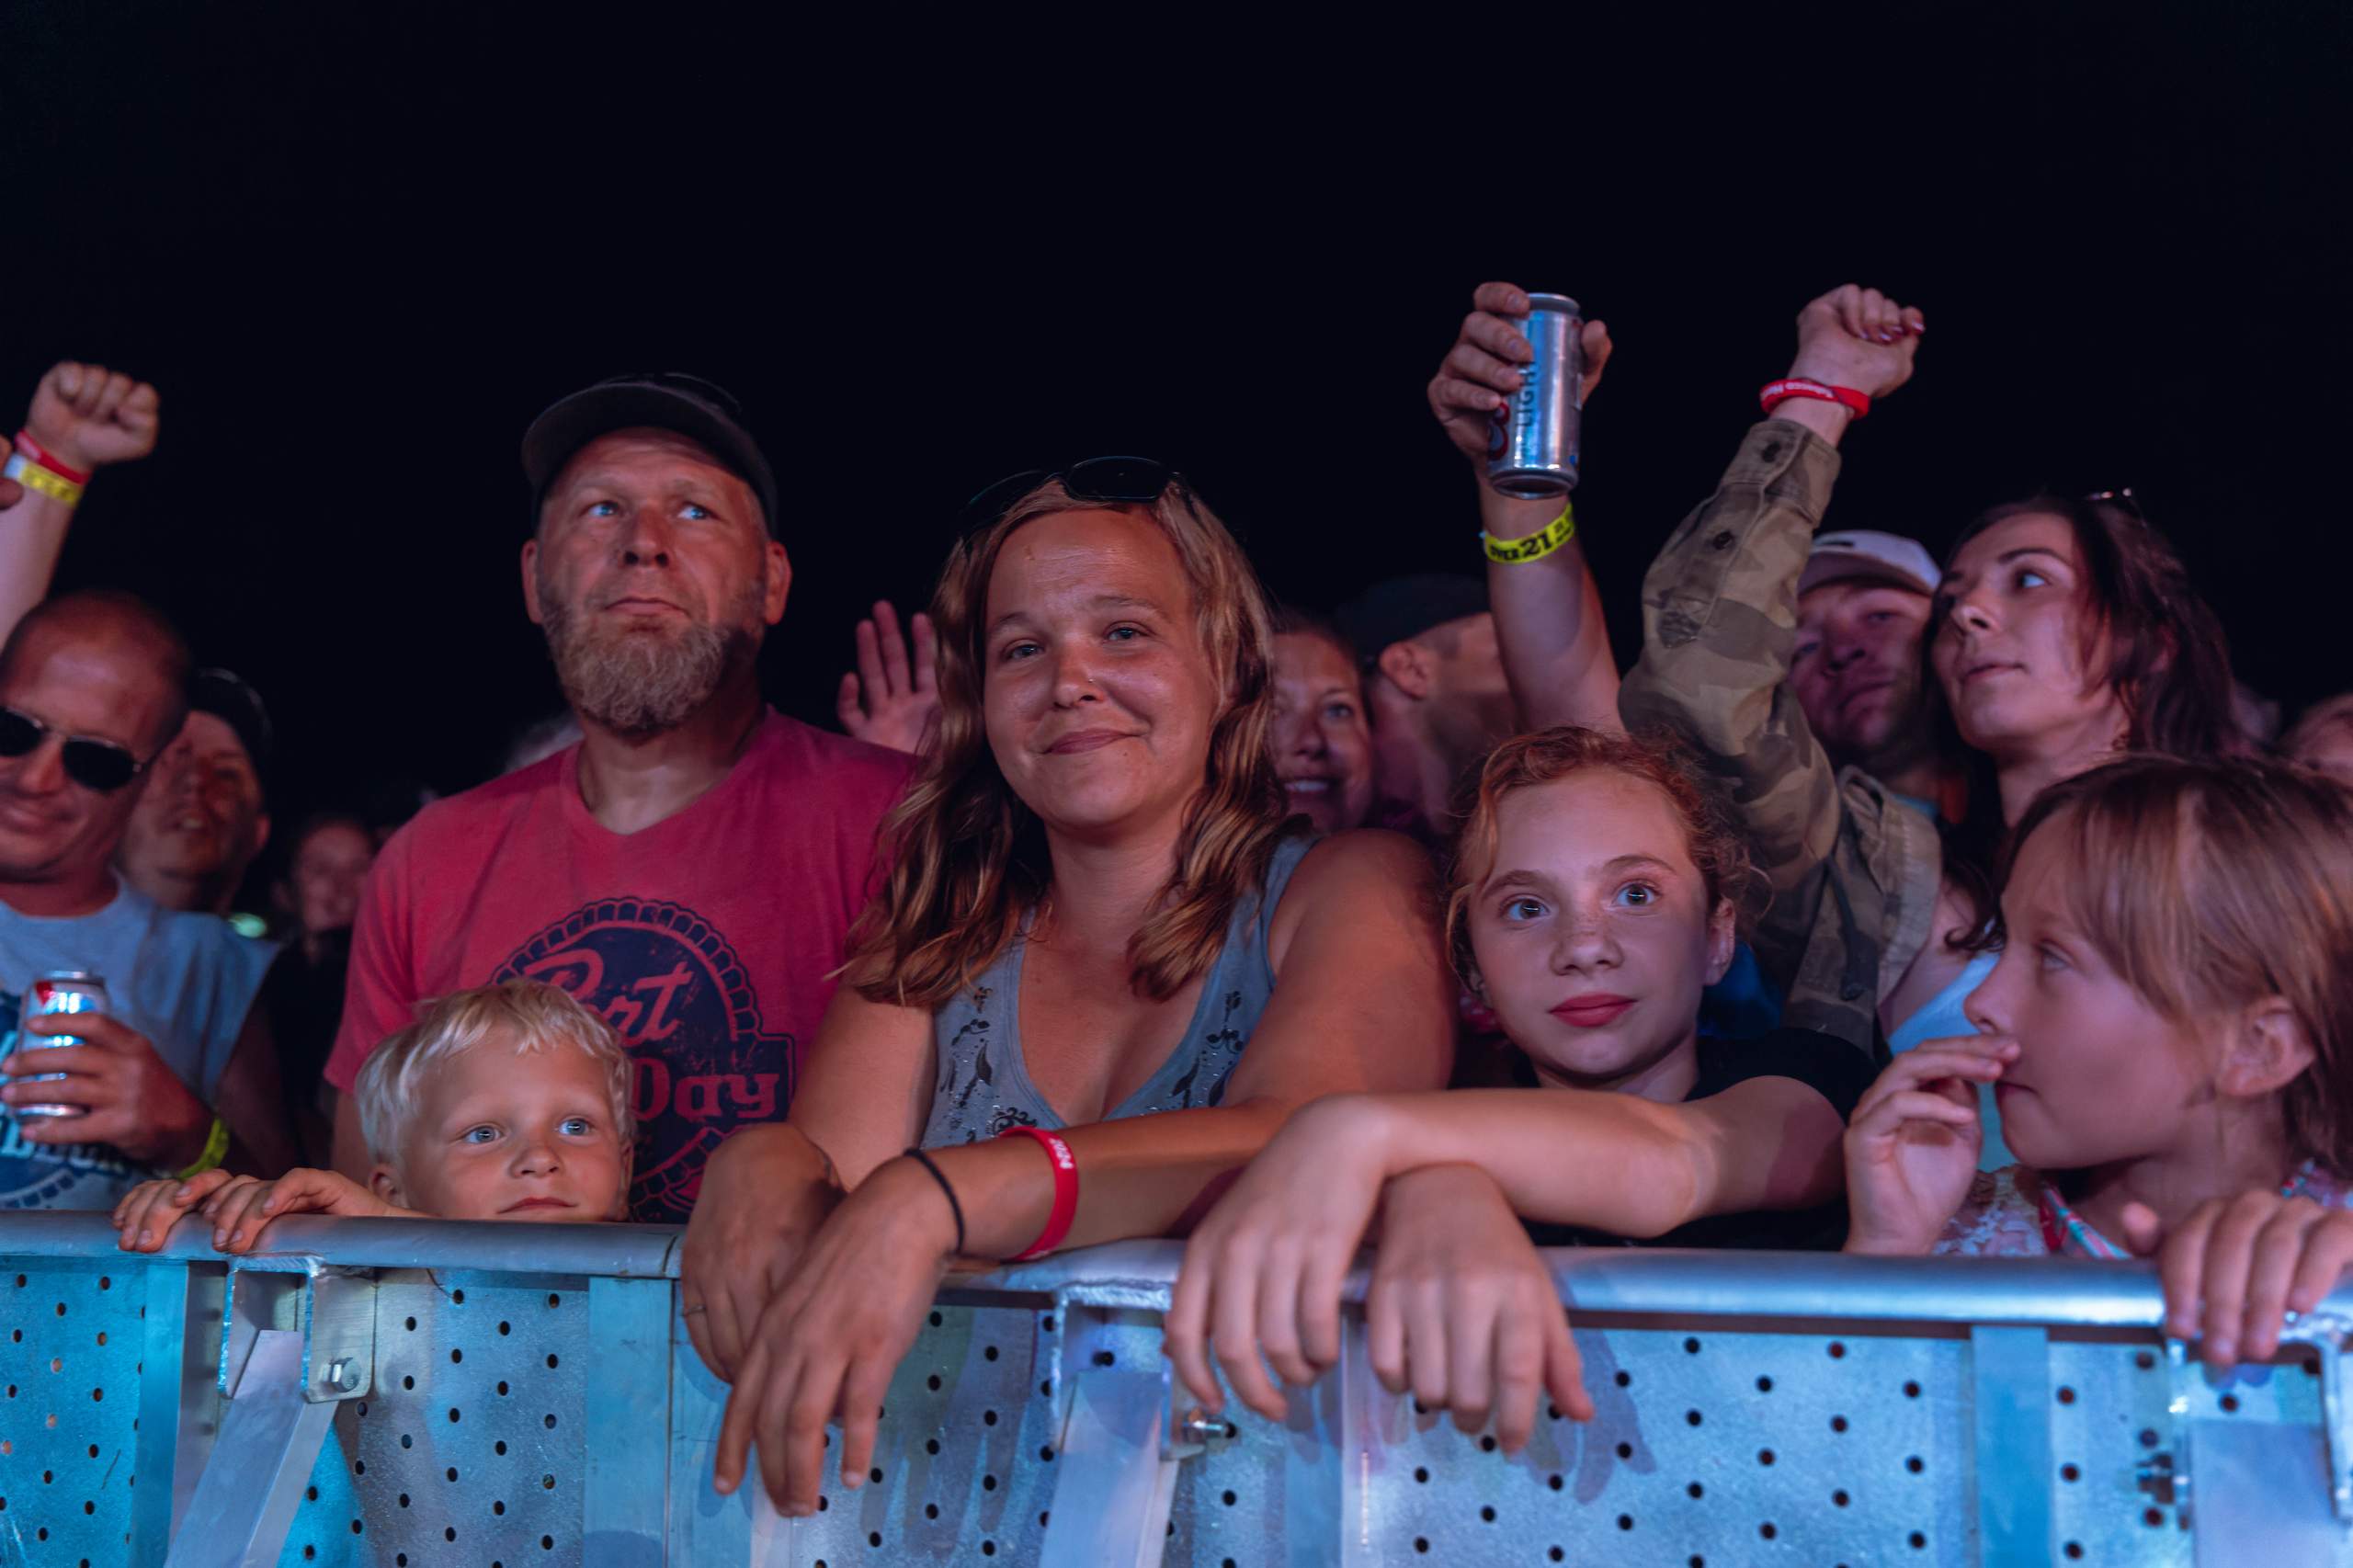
[{"x1": 5, "y1": 5, "x2": 2347, "y2": 832}]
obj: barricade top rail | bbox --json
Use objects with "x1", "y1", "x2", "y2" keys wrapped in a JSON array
[{"x1": 8, "y1": 1209, "x2": 2350, "y2": 1340}]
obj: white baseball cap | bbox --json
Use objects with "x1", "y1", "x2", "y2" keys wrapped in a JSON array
[{"x1": 1801, "y1": 530, "x2": 1939, "y2": 597}]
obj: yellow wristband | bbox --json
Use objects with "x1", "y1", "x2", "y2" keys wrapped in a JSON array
[
  {"x1": 3, "y1": 453, "x2": 83, "y2": 507},
  {"x1": 1483, "y1": 503, "x2": 1575, "y2": 565},
  {"x1": 173, "y1": 1117, "x2": 229, "y2": 1182}
]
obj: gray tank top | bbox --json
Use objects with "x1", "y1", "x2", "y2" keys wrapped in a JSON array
[{"x1": 921, "y1": 834, "x2": 1315, "y2": 1144}]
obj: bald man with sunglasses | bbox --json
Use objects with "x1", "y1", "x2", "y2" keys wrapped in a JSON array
[{"x1": 0, "y1": 592, "x2": 294, "y2": 1210}]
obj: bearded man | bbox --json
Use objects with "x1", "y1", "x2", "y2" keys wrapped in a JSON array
[{"x1": 324, "y1": 375, "x2": 912, "y2": 1221}]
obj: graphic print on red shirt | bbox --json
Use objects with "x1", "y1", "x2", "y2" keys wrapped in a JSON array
[{"x1": 325, "y1": 710, "x2": 911, "y2": 1221}]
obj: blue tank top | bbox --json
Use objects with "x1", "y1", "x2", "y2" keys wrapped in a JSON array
[
  {"x1": 1887, "y1": 949, "x2": 2013, "y2": 1170},
  {"x1": 921, "y1": 835, "x2": 1315, "y2": 1144}
]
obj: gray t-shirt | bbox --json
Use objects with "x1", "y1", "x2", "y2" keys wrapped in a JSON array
[
  {"x1": 0, "y1": 880, "x2": 278, "y2": 1210},
  {"x1": 922, "y1": 835, "x2": 1313, "y2": 1144}
]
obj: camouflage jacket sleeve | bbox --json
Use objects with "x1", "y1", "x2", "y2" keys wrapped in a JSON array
[{"x1": 1617, "y1": 420, "x2": 1941, "y2": 1051}]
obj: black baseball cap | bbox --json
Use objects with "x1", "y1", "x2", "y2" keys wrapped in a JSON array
[
  {"x1": 519, "y1": 372, "x2": 779, "y2": 535},
  {"x1": 188, "y1": 666, "x2": 273, "y2": 802},
  {"x1": 1334, "y1": 575, "x2": 1494, "y2": 668}
]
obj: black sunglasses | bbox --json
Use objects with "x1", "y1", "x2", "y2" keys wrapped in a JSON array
[
  {"x1": 0, "y1": 706, "x2": 154, "y2": 792},
  {"x1": 957, "y1": 456, "x2": 1188, "y2": 539}
]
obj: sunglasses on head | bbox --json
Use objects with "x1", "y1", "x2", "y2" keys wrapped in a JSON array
[
  {"x1": 956, "y1": 456, "x2": 1189, "y2": 540},
  {"x1": 0, "y1": 706, "x2": 153, "y2": 792}
]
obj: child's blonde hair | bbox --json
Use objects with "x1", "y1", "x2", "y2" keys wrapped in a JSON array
[
  {"x1": 2006, "y1": 754, "x2": 2353, "y2": 1169},
  {"x1": 353, "y1": 980, "x2": 634, "y2": 1167}
]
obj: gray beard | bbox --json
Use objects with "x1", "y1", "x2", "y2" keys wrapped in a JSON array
[{"x1": 540, "y1": 589, "x2": 756, "y2": 740}]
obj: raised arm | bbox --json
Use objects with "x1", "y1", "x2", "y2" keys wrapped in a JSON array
[
  {"x1": 1615, "y1": 286, "x2": 1922, "y2": 1021},
  {"x1": 0, "y1": 363, "x2": 161, "y2": 643},
  {"x1": 710, "y1": 830, "x2": 1454, "y2": 1513},
  {"x1": 1427, "y1": 283, "x2": 1621, "y2": 733}
]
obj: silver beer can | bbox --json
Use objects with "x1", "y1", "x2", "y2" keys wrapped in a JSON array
[
  {"x1": 16, "y1": 970, "x2": 108, "y2": 1119},
  {"x1": 1484, "y1": 291, "x2": 1585, "y2": 498}
]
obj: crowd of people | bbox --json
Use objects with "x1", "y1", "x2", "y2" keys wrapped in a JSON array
[{"x1": 3, "y1": 280, "x2": 2349, "y2": 1514}]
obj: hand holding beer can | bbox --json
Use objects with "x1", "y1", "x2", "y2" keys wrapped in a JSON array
[
  {"x1": 1484, "y1": 292, "x2": 1585, "y2": 499},
  {"x1": 10, "y1": 971, "x2": 108, "y2": 1119}
]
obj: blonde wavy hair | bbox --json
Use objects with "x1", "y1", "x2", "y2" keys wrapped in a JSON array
[{"x1": 844, "y1": 476, "x2": 1289, "y2": 1006}]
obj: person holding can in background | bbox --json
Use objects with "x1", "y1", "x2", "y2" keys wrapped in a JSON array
[{"x1": 0, "y1": 591, "x2": 295, "y2": 1209}]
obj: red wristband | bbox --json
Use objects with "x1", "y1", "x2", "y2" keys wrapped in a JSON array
[
  {"x1": 1758, "y1": 379, "x2": 1870, "y2": 420},
  {"x1": 997, "y1": 1125, "x2": 1078, "y2": 1261},
  {"x1": 14, "y1": 431, "x2": 90, "y2": 485}
]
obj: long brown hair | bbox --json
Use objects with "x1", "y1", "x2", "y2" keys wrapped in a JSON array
[
  {"x1": 842, "y1": 478, "x2": 1289, "y2": 1006},
  {"x1": 2005, "y1": 754, "x2": 2353, "y2": 1172},
  {"x1": 1933, "y1": 494, "x2": 2239, "y2": 946},
  {"x1": 1442, "y1": 726, "x2": 1756, "y2": 991}
]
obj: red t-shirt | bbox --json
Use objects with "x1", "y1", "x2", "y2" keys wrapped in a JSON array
[{"x1": 326, "y1": 710, "x2": 912, "y2": 1221}]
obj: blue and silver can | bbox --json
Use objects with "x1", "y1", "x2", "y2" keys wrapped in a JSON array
[
  {"x1": 16, "y1": 970, "x2": 108, "y2": 1118},
  {"x1": 1484, "y1": 291, "x2": 1585, "y2": 498}
]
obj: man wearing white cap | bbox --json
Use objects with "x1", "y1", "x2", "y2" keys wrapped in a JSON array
[{"x1": 1790, "y1": 529, "x2": 1957, "y2": 821}]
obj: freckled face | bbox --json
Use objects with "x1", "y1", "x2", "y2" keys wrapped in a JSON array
[
  {"x1": 1468, "y1": 769, "x2": 1733, "y2": 1095},
  {"x1": 981, "y1": 509, "x2": 1222, "y2": 841}
]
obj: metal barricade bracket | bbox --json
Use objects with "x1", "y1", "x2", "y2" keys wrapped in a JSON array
[
  {"x1": 300, "y1": 1267, "x2": 375, "y2": 1402},
  {"x1": 1036, "y1": 1300, "x2": 1208, "y2": 1568},
  {"x1": 2293, "y1": 1309, "x2": 2353, "y2": 1522}
]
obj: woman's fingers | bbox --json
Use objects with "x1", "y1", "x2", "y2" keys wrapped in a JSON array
[
  {"x1": 778, "y1": 1355, "x2": 841, "y2": 1514},
  {"x1": 680, "y1": 1288, "x2": 722, "y2": 1377},
  {"x1": 712, "y1": 1337, "x2": 770, "y2": 1495},
  {"x1": 1164, "y1": 1243, "x2": 1226, "y2": 1413},
  {"x1": 833, "y1": 1353, "x2": 897, "y2": 1498}
]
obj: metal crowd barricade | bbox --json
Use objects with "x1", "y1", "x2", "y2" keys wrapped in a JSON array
[{"x1": 2, "y1": 1211, "x2": 2349, "y2": 1565}]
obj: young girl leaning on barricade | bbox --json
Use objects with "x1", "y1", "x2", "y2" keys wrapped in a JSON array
[
  {"x1": 1843, "y1": 754, "x2": 2353, "y2": 1372},
  {"x1": 1163, "y1": 726, "x2": 1879, "y2": 1451},
  {"x1": 108, "y1": 980, "x2": 634, "y2": 1250}
]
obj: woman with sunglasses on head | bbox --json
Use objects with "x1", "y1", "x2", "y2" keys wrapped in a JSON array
[{"x1": 679, "y1": 460, "x2": 1455, "y2": 1516}]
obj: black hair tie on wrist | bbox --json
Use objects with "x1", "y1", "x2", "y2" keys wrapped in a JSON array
[{"x1": 903, "y1": 1146, "x2": 967, "y2": 1257}]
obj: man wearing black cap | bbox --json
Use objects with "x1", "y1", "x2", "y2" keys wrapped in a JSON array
[
  {"x1": 1335, "y1": 574, "x2": 1522, "y2": 846},
  {"x1": 324, "y1": 375, "x2": 913, "y2": 1221},
  {"x1": 119, "y1": 667, "x2": 274, "y2": 923}
]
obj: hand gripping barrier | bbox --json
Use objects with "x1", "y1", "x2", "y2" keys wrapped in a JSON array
[{"x1": 3, "y1": 1212, "x2": 2352, "y2": 1565}]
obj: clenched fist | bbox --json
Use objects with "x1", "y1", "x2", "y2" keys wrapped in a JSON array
[
  {"x1": 25, "y1": 361, "x2": 161, "y2": 473},
  {"x1": 1786, "y1": 285, "x2": 1925, "y2": 403}
]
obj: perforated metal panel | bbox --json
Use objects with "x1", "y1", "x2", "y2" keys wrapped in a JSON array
[
  {"x1": 0, "y1": 1258, "x2": 149, "y2": 1568},
  {"x1": 283, "y1": 1268, "x2": 590, "y2": 1567},
  {"x1": 8, "y1": 1219, "x2": 2353, "y2": 1568}
]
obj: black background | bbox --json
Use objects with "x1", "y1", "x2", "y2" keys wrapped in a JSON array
[{"x1": 6, "y1": 4, "x2": 2347, "y2": 832}]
